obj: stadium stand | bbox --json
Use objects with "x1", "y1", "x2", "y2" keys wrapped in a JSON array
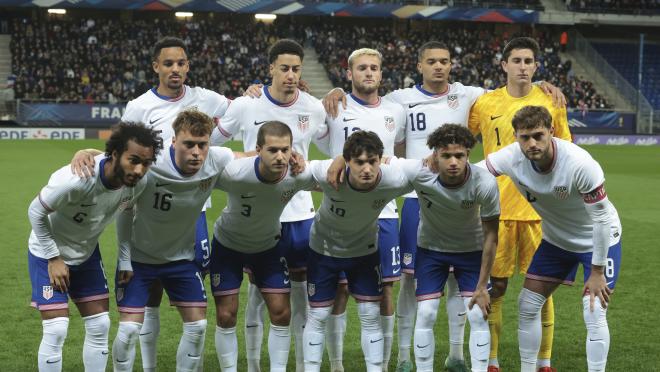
[
  {"x1": 308, "y1": 0, "x2": 543, "y2": 10},
  {"x1": 566, "y1": 0, "x2": 660, "y2": 15},
  {"x1": 592, "y1": 42, "x2": 660, "y2": 109}
]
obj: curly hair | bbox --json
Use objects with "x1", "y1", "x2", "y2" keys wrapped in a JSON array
[
  {"x1": 343, "y1": 130, "x2": 384, "y2": 161},
  {"x1": 426, "y1": 124, "x2": 476, "y2": 150},
  {"x1": 105, "y1": 122, "x2": 163, "y2": 161}
]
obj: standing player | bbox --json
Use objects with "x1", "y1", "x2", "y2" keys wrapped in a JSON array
[
  {"x1": 110, "y1": 111, "x2": 245, "y2": 372},
  {"x1": 27, "y1": 123, "x2": 161, "y2": 372},
  {"x1": 303, "y1": 131, "x2": 412, "y2": 372},
  {"x1": 73, "y1": 36, "x2": 232, "y2": 372},
  {"x1": 392, "y1": 124, "x2": 499, "y2": 372},
  {"x1": 211, "y1": 39, "x2": 327, "y2": 372},
  {"x1": 482, "y1": 105, "x2": 621, "y2": 372},
  {"x1": 316, "y1": 48, "x2": 406, "y2": 372},
  {"x1": 211, "y1": 122, "x2": 317, "y2": 372},
  {"x1": 468, "y1": 37, "x2": 572, "y2": 372}
]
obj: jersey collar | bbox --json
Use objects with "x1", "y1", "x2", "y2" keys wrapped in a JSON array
[
  {"x1": 415, "y1": 84, "x2": 449, "y2": 98},
  {"x1": 99, "y1": 157, "x2": 121, "y2": 190},
  {"x1": 264, "y1": 85, "x2": 299, "y2": 107},
  {"x1": 254, "y1": 157, "x2": 288, "y2": 184},
  {"x1": 151, "y1": 85, "x2": 186, "y2": 102},
  {"x1": 349, "y1": 93, "x2": 381, "y2": 108}
]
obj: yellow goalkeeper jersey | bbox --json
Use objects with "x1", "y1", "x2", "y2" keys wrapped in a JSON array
[{"x1": 468, "y1": 85, "x2": 572, "y2": 221}]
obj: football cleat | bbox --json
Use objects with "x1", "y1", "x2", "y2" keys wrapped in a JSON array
[{"x1": 445, "y1": 356, "x2": 469, "y2": 372}]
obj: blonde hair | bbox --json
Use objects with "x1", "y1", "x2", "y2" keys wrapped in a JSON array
[
  {"x1": 347, "y1": 48, "x2": 382, "y2": 69},
  {"x1": 172, "y1": 109, "x2": 214, "y2": 137}
]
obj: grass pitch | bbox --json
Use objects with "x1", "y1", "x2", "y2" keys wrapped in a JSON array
[{"x1": 1, "y1": 140, "x2": 658, "y2": 371}]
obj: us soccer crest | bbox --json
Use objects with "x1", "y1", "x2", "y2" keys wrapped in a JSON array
[
  {"x1": 298, "y1": 114, "x2": 310, "y2": 133},
  {"x1": 447, "y1": 94, "x2": 459, "y2": 110},
  {"x1": 403, "y1": 253, "x2": 413, "y2": 266},
  {"x1": 212, "y1": 274, "x2": 221, "y2": 287},
  {"x1": 199, "y1": 177, "x2": 213, "y2": 192},
  {"x1": 281, "y1": 189, "x2": 295, "y2": 203},
  {"x1": 308, "y1": 283, "x2": 316, "y2": 297},
  {"x1": 553, "y1": 186, "x2": 569, "y2": 200},
  {"x1": 384, "y1": 116, "x2": 395, "y2": 132},
  {"x1": 42, "y1": 285, "x2": 53, "y2": 300},
  {"x1": 372, "y1": 199, "x2": 387, "y2": 210},
  {"x1": 461, "y1": 200, "x2": 475, "y2": 209}
]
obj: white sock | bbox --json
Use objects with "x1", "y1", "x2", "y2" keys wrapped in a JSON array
[
  {"x1": 537, "y1": 358, "x2": 551, "y2": 368},
  {"x1": 291, "y1": 280, "x2": 309, "y2": 371},
  {"x1": 82, "y1": 312, "x2": 110, "y2": 371},
  {"x1": 215, "y1": 326, "x2": 238, "y2": 372},
  {"x1": 38, "y1": 317, "x2": 69, "y2": 372},
  {"x1": 447, "y1": 275, "x2": 466, "y2": 361},
  {"x1": 381, "y1": 314, "x2": 395, "y2": 370},
  {"x1": 176, "y1": 320, "x2": 207, "y2": 372},
  {"x1": 268, "y1": 324, "x2": 291, "y2": 372},
  {"x1": 413, "y1": 299, "x2": 439, "y2": 372},
  {"x1": 245, "y1": 284, "x2": 265, "y2": 372},
  {"x1": 583, "y1": 296, "x2": 609, "y2": 372},
  {"x1": 518, "y1": 288, "x2": 547, "y2": 372},
  {"x1": 112, "y1": 321, "x2": 142, "y2": 372},
  {"x1": 140, "y1": 306, "x2": 160, "y2": 372},
  {"x1": 304, "y1": 306, "x2": 332, "y2": 372},
  {"x1": 325, "y1": 311, "x2": 346, "y2": 369},
  {"x1": 396, "y1": 273, "x2": 416, "y2": 364},
  {"x1": 464, "y1": 297, "x2": 489, "y2": 372},
  {"x1": 358, "y1": 302, "x2": 383, "y2": 372}
]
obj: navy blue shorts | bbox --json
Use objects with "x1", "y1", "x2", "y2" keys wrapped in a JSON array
[
  {"x1": 415, "y1": 248, "x2": 483, "y2": 301},
  {"x1": 279, "y1": 218, "x2": 313, "y2": 272},
  {"x1": 307, "y1": 249, "x2": 382, "y2": 307},
  {"x1": 526, "y1": 239, "x2": 622, "y2": 289},
  {"x1": 29, "y1": 246, "x2": 109, "y2": 311},
  {"x1": 194, "y1": 211, "x2": 211, "y2": 270},
  {"x1": 378, "y1": 218, "x2": 401, "y2": 282},
  {"x1": 210, "y1": 238, "x2": 290, "y2": 297},
  {"x1": 399, "y1": 198, "x2": 420, "y2": 274},
  {"x1": 116, "y1": 260, "x2": 206, "y2": 313}
]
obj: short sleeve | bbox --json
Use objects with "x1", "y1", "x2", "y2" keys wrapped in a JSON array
[
  {"x1": 121, "y1": 100, "x2": 142, "y2": 123},
  {"x1": 38, "y1": 171, "x2": 88, "y2": 212},
  {"x1": 209, "y1": 146, "x2": 236, "y2": 170},
  {"x1": 389, "y1": 158, "x2": 422, "y2": 184},
  {"x1": 484, "y1": 144, "x2": 517, "y2": 178},
  {"x1": 574, "y1": 157, "x2": 606, "y2": 198},
  {"x1": 394, "y1": 104, "x2": 407, "y2": 144},
  {"x1": 216, "y1": 97, "x2": 245, "y2": 140},
  {"x1": 477, "y1": 171, "x2": 500, "y2": 219},
  {"x1": 468, "y1": 98, "x2": 482, "y2": 135},
  {"x1": 465, "y1": 85, "x2": 486, "y2": 107},
  {"x1": 553, "y1": 106, "x2": 572, "y2": 142}
]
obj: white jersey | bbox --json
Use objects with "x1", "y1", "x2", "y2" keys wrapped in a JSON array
[
  {"x1": 214, "y1": 156, "x2": 317, "y2": 253},
  {"x1": 28, "y1": 155, "x2": 146, "y2": 265},
  {"x1": 213, "y1": 87, "x2": 327, "y2": 222},
  {"x1": 386, "y1": 83, "x2": 485, "y2": 198},
  {"x1": 309, "y1": 159, "x2": 413, "y2": 258},
  {"x1": 394, "y1": 158, "x2": 500, "y2": 253},
  {"x1": 122, "y1": 85, "x2": 230, "y2": 141},
  {"x1": 484, "y1": 138, "x2": 621, "y2": 253},
  {"x1": 320, "y1": 94, "x2": 406, "y2": 219},
  {"x1": 126, "y1": 140, "x2": 235, "y2": 265}
]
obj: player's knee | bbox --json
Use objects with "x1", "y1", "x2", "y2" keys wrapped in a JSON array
[
  {"x1": 518, "y1": 288, "x2": 545, "y2": 320},
  {"x1": 307, "y1": 305, "x2": 331, "y2": 330},
  {"x1": 83, "y1": 312, "x2": 110, "y2": 347},
  {"x1": 183, "y1": 319, "x2": 207, "y2": 341},
  {"x1": 42, "y1": 317, "x2": 69, "y2": 346},
  {"x1": 582, "y1": 296, "x2": 608, "y2": 330},
  {"x1": 357, "y1": 301, "x2": 380, "y2": 330},
  {"x1": 415, "y1": 299, "x2": 438, "y2": 328},
  {"x1": 215, "y1": 307, "x2": 237, "y2": 328},
  {"x1": 269, "y1": 304, "x2": 291, "y2": 326},
  {"x1": 489, "y1": 278, "x2": 508, "y2": 298},
  {"x1": 117, "y1": 321, "x2": 142, "y2": 344},
  {"x1": 466, "y1": 305, "x2": 488, "y2": 328}
]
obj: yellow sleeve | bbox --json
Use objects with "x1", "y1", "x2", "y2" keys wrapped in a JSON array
[
  {"x1": 553, "y1": 106, "x2": 572, "y2": 142},
  {"x1": 468, "y1": 98, "x2": 482, "y2": 135}
]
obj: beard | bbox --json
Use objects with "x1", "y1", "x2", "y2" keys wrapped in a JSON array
[
  {"x1": 353, "y1": 81, "x2": 379, "y2": 96},
  {"x1": 114, "y1": 160, "x2": 137, "y2": 187}
]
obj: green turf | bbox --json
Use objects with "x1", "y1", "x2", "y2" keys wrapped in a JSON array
[{"x1": 1, "y1": 140, "x2": 658, "y2": 371}]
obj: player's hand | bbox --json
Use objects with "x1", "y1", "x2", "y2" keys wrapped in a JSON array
[
  {"x1": 71, "y1": 149, "x2": 98, "y2": 178},
  {"x1": 117, "y1": 270, "x2": 134, "y2": 285},
  {"x1": 298, "y1": 79, "x2": 310, "y2": 93},
  {"x1": 468, "y1": 286, "x2": 491, "y2": 320},
  {"x1": 539, "y1": 81, "x2": 567, "y2": 108},
  {"x1": 322, "y1": 88, "x2": 347, "y2": 118},
  {"x1": 244, "y1": 83, "x2": 264, "y2": 98},
  {"x1": 583, "y1": 266, "x2": 611, "y2": 311},
  {"x1": 327, "y1": 156, "x2": 346, "y2": 190},
  {"x1": 423, "y1": 154, "x2": 439, "y2": 173},
  {"x1": 48, "y1": 257, "x2": 70, "y2": 293},
  {"x1": 290, "y1": 151, "x2": 306, "y2": 175}
]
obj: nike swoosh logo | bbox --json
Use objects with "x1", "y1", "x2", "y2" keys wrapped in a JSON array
[
  {"x1": 149, "y1": 117, "x2": 162, "y2": 124},
  {"x1": 393, "y1": 267, "x2": 400, "y2": 274},
  {"x1": 606, "y1": 281, "x2": 614, "y2": 286},
  {"x1": 80, "y1": 203, "x2": 97, "y2": 207},
  {"x1": 139, "y1": 332, "x2": 152, "y2": 336},
  {"x1": 187, "y1": 353, "x2": 200, "y2": 358},
  {"x1": 477, "y1": 342, "x2": 488, "y2": 347},
  {"x1": 246, "y1": 324, "x2": 258, "y2": 328},
  {"x1": 309, "y1": 342, "x2": 322, "y2": 346},
  {"x1": 490, "y1": 115, "x2": 502, "y2": 120},
  {"x1": 419, "y1": 190, "x2": 431, "y2": 196},
  {"x1": 589, "y1": 338, "x2": 604, "y2": 342},
  {"x1": 416, "y1": 343, "x2": 430, "y2": 348},
  {"x1": 46, "y1": 359, "x2": 62, "y2": 364},
  {"x1": 254, "y1": 120, "x2": 267, "y2": 126},
  {"x1": 241, "y1": 194, "x2": 256, "y2": 199},
  {"x1": 116, "y1": 359, "x2": 129, "y2": 363},
  {"x1": 156, "y1": 182, "x2": 171, "y2": 187},
  {"x1": 370, "y1": 338, "x2": 383, "y2": 343},
  {"x1": 457, "y1": 311, "x2": 467, "y2": 316},
  {"x1": 330, "y1": 197, "x2": 344, "y2": 203},
  {"x1": 542, "y1": 324, "x2": 553, "y2": 328},
  {"x1": 102, "y1": 351, "x2": 109, "y2": 355},
  {"x1": 409, "y1": 104, "x2": 420, "y2": 108},
  {"x1": 343, "y1": 117, "x2": 357, "y2": 122}
]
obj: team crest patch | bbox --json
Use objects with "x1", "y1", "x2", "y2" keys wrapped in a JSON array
[
  {"x1": 384, "y1": 116, "x2": 395, "y2": 132},
  {"x1": 118, "y1": 196, "x2": 133, "y2": 211},
  {"x1": 199, "y1": 177, "x2": 213, "y2": 192},
  {"x1": 307, "y1": 283, "x2": 316, "y2": 297},
  {"x1": 447, "y1": 94, "x2": 459, "y2": 110},
  {"x1": 116, "y1": 288, "x2": 124, "y2": 302},
  {"x1": 298, "y1": 115, "x2": 310, "y2": 133},
  {"x1": 42, "y1": 286, "x2": 53, "y2": 300},
  {"x1": 372, "y1": 199, "x2": 387, "y2": 210},
  {"x1": 403, "y1": 253, "x2": 413, "y2": 266},
  {"x1": 212, "y1": 274, "x2": 221, "y2": 288},
  {"x1": 281, "y1": 189, "x2": 296, "y2": 203},
  {"x1": 553, "y1": 186, "x2": 569, "y2": 200},
  {"x1": 461, "y1": 200, "x2": 475, "y2": 209}
]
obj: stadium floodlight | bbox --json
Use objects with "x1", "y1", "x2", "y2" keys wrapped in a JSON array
[
  {"x1": 175, "y1": 12, "x2": 194, "y2": 18},
  {"x1": 47, "y1": 9, "x2": 66, "y2": 15},
  {"x1": 255, "y1": 14, "x2": 277, "y2": 20}
]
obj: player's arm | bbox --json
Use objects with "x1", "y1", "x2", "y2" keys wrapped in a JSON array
[
  {"x1": 70, "y1": 149, "x2": 103, "y2": 178},
  {"x1": 552, "y1": 106, "x2": 572, "y2": 142},
  {"x1": 469, "y1": 216, "x2": 499, "y2": 319},
  {"x1": 321, "y1": 87, "x2": 347, "y2": 119},
  {"x1": 115, "y1": 206, "x2": 135, "y2": 284},
  {"x1": 326, "y1": 155, "x2": 393, "y2": 190},
  {"x1": 210, "y1": 98, "x2": 244, "y2": 146},
  {"x1": 467, "y1": 98, "x2": 483, "y2": 136}
]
